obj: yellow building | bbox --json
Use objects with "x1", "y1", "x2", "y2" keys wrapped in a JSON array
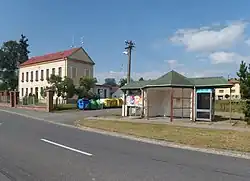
[
  {"x1": 215, "y1": 79, "x2": 241, "y2": 100},
  {"x1": 18, "y1": 47, "x2": 95, "y2": 100}
]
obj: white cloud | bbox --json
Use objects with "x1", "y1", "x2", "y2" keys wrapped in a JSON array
[
  {"x1": 245, "y1": 38, "x2": 250, "y2": 46},
  {"x1": 164, "y1": 59, "x2": 184, "y2": 69},
  {"x1": 170, "y1": 21, "x2": 246, "y2": 52},
  {"x1": 95, "y1": 71, "x2": 163, "y2": 83},
  {"x1": 95, "y1": 68, "x2": 228, "y2": 84},
  {"x1": 209, "y1": 51, "x2": 250, "y2": 64}
]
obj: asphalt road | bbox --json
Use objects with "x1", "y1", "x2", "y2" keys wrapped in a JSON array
[{"x1": 1, "y1": 111, "x2": 250, "y2": 181}]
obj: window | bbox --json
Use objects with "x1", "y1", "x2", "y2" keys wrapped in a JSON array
[
  {"x1": 72, "y1": 67, "x2": 77, "y2": 78},
  {"x1": 58, "y1": 67, "x2": 62, "y2": 77},
  {"x1": 46, "y1": 69, "x2": 49, "y2": 80},
  {"x1": 30, "y1": 87, "x2": 33, "y2": 95},
  {"x1": 219, "y1": 90, "x2": 224, "y2": 93},
  {"x1": 85, "y1": 69, "x2": 90, "y2": 77},
  {"x1": 26, "y1": 72, "x2": 29, "y2": 82},
  {"x1": 68, "y1": 67, "x2": 71, "y2": 78},
  {"x1": 30, "y1": 71, "x2": 33, "y2": 82},
  {"x1": 231, "y1": 89, "x2": 235, "y2": 93},
  {"x1": 21, "y1": 88, "x2": 24, "y2": 96},
  {"x1": 35, "y1": 87, "x2": 38, "y2": 98},
  {"x1": 41, "y1": 70, "x2": 44, "y2": 81},
  {"x1": 52, "y1": 68, "x2": 55, "y2": 75},
  {"x1": 235, "y1": 95, "x2": 239, "y2": 99},
  {"x1": 21, "y1": 73, "x2": 24, "y2": 82},
  {"x1": 35, "y1": 70, "x2": 38, "y2": 81},
  {"x1": 26, "y1": 88, "x2": 28, "y2": 95}
]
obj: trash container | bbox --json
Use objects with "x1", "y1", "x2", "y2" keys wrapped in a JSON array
[
  {"x1": 82, "y1": 98, "x2": 90, "y2": 110},
  {"x1": 77, "y1": 99, "x2": 84, "y2": 110}
]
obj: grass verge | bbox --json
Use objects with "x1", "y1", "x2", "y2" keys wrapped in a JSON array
[
  {"x1": 78, "y1": 119, "x2": 250, "y2": 152},
  {"x1": 54, "y1": 104, "x2": 77, "y2": 111}
]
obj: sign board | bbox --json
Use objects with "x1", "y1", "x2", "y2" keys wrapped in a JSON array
[{"x1": 196, "y1": 89, "x2": 213, "y2": 93}]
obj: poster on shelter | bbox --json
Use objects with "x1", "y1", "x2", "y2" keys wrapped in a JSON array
[{"x1": 126, "y1": 95, "x2": 142, "y2": 107}]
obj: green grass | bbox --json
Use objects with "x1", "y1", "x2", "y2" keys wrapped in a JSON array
[{"x1": 78, "y1": 119, "x2": 250, "y2": 153}]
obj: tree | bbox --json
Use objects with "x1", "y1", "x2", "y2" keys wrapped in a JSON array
[
  {"x1": 76, "y1": 76, "x2": 97, "y2": 99},
  {"x1": 47, "y1": 74, "x2": 63, "y2": 97},
  {"x1": 61, "y1": 77, "x2": 75, "y2": 99},
  {"x1": 237, "y1": 60, "x2": 250, "y2": 123},
  {"x1": 18, "y1": 34, "x2": 30, "y2": 64},
  {"x1": 0, "y1": 34, "x2": 30, "y2": 90},
  {"x1": 138, "y1": 77, "x2": 144, "y2": 81},
  {"x1": 104, "y1": 78, "x2": 117, "y2": 86},
  {"x1": 118, "y1": 78, "x2": 134, "y2": 87}
]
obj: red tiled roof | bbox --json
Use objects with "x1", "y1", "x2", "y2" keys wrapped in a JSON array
[
  {"x1": 20, "y1": 47, "x2": 80, "y2": 67},
  {"x1": 228, "y1": 79, "x2": 239, "y2": 84}
]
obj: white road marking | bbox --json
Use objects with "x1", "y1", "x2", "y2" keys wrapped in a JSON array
[{"x1": 40, "y1": 138, "x2": 93, "y2": 156}]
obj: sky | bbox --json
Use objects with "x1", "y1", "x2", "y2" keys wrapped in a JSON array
[{"x1": 1, "y1": 0, "x2": 250, "y2": 83}]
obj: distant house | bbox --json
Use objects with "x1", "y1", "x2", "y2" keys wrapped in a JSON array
[
  {"x1": 215, "y1": 79, "x2": 241, "y2": 100},
  {"x1": 18, "y1": 47, "x2": 95, "y2": 100},
  {"x1": 94, "y1": 84, "x2": 111, "y2": 99},
  {"x1": 112, "y1": 88, "x2": 123, "y2": 98}
]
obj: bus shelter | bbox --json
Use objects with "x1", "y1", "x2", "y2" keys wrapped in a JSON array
[{"x1": 121, "y1": 70, "x2": 233, "y2": 122}]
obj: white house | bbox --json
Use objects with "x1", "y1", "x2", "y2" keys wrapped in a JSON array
[
  {"x1": 18, "y1": 47, "x2": 95, "y2": 100},
  {"x1": 215, "y1": 79, "x2": 241, "y2": 100}
]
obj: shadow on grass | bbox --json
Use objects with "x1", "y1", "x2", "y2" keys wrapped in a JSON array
[{"x1": 213, "y1": 115, "x2": 242, "y2": 122}]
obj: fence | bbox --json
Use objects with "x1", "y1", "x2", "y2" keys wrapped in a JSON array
[{"x1": 0, "y1": 91, "x2": 10, "y2": 103}]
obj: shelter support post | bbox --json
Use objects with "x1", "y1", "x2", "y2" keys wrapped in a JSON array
[
  {"x1": 141, "y1": 89, "x2": 144, "y2": 118},
  {"x1": 229, "y1": 87, "x2": 232, "y2": 123},
  {"x1": 170, "y1": 88, "x2": 174, "y2": 122},
  {"x1": 181, "y1": 88, "x2": 184, "y2": 118},
  {"x1": 192, "y1": 87, "x2": 196, "y2": 122},
  {"x1": 122, "y1": 92, "x2": 126, "y2": 117},
  {"x1": 146, "y1": 88, "x2": 149, "y2": 120}
]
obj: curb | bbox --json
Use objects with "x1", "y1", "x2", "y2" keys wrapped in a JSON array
[{"x1": 1, "y1": 109, "x2": 250, "y2": 160}]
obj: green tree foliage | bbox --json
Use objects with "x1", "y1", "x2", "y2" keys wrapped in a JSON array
[
  {"x1": 76, "y1": 76, "x2": 97, "y2": 99},
  {"x1": 104, "y1": 78, "x2": 117, "y2": 86},
  {"x1": 18, "y1": 34, "x2": 30, "y2": 64},
  {"x1": 47, "y1": 75, "x2": 75, "y2": 99},
  {"x1": 0, "y1": 35, "x2": 30, "y2": 90},
  {"x1": 237, "y1": 61, "x2": 250, "y2": 122},
  {"x1": 61, "y1": 77, "x2": 75, "y2": 99},
  {"x1": 118, "y1": 78, "x2": 134, "y2": 87},
  {"x1": 138, "y1": 77, "x2": 144, "y2": 81},
  {"x1": 47, "y1": 74, "x2": 63, "y2": 97}
]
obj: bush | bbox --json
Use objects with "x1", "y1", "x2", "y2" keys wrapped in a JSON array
[{"x1": 215, "y1": 100, "x2": 243, "y2": 113}]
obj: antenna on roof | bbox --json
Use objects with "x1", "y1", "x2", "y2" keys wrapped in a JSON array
[
  {"x1": 80, "y1": 36, "x2": 84, "y2": 47},
  {"x1": 70, "y1": 35, "x2": 75, "y2": 48}
]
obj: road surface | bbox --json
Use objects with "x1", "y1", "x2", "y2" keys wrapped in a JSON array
[{"x1": 0, "y1": 110, "x2": 250, "y2": 181}]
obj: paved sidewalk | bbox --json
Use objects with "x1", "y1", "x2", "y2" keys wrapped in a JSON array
[{"x1": 0, "y1": 107, "x2": 121, "y2": 124}]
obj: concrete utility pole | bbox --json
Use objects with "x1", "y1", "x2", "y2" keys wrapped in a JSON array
[{"x1": 124, "y1": 40, "x2": 135, "y2": 84}]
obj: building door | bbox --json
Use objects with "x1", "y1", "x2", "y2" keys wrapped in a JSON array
[{"x1": 35, "y1": 87, "x2": 39, "y2": 99}]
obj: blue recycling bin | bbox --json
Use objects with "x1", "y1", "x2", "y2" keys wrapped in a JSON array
[
  {"x1": 77, "y1": 99, "x2": 84, "y2": 110},
  {"x1": 82, "y1": 98, "x2": 90, "y2": 110}
]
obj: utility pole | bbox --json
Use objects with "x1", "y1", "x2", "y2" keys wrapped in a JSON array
[{"x1": 124, "y1": 40, "x2": 135, "y2": 84}]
